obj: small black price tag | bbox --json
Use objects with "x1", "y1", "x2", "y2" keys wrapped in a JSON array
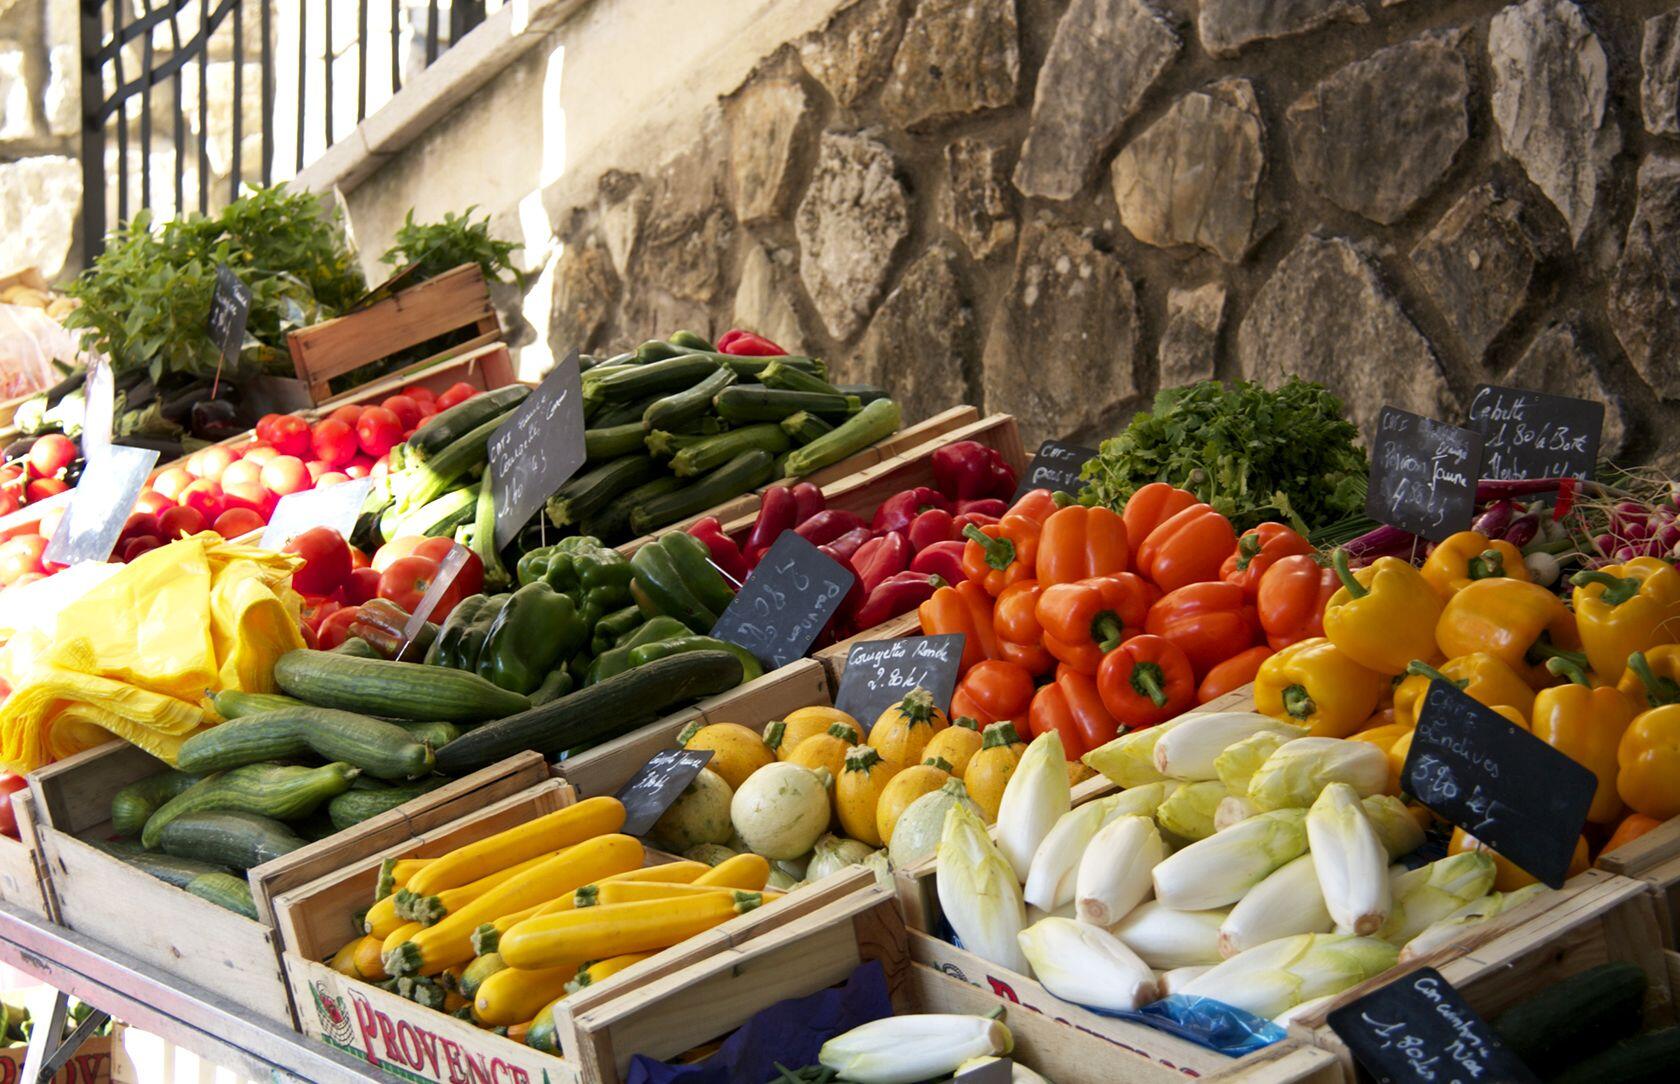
[
  {"x1": 488, "y1": 350, "x2": 587, "y2": 549},
  {"x1": 1365, "y1": 406, "x2": 1483, "y2": 542},
  {"x1": 1405, "y1": 680, "x2": 1596, "y2": 888},
  {"x1": 1013, "y1": 439, "x2": 1097, "y2": 501},
  {"x1": 207, "y1": 264, "x2": 252, "y2": 368},
  {"x1": 833, "y1": 634, "x2": 965, "y2": 730},
  {"x1": 42, "y1": 445, "x2": 160, "y2": 567},
  {"x1": 1467, "y1": 384, "x2": 1602, "y2": 483},
  {"x1": 260, "y1": 477, "x2": 374, "y2": 550},
  {"x1": 615, "y1": 749, "x2": 715, "y2": 837},
  {"x1": 711, "y1": 532, "x2": 855, "y2": 670},
  {"x1": 1328, "y1": 966, "x2": 1538, "y2": 1084}
]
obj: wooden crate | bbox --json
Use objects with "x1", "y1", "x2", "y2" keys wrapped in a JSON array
[
  {"x1": 0, "y1": 1032, "x2": 114, "y2": 1082},
  {"x1": 286, "y1": 263, "x2": 501, "y2": 404},
  {"x1": 0, "y1": 790, "x2": 53, "y2": 921},
  {"x1": 275, "y1": 777, "x2": 878, "y2": 1084},
  {"x1": 24, "y1": 741, "x2": 551, "y2": 1026},
  {"x1": 1596, "y1": 814, "x2": 1680, "y2": 949}
]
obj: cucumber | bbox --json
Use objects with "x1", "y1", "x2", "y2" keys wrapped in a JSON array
[
  {"x1": 713, "y1": 386, "x2": 857, "y2": 424},
  {"x1": 434, "y1": 651, "x2": 745, "y2": 774},
  {"x1": 588, "y1": 355, "x2": 722, "y2": 403},
  {"x1": 184, "y1": 871, "x2": 258, "y2": 918},
  {"x1": 584, "y1": 423, "x2": 650, "y2": 462},
  {"x1": 779, "y1": 411, "x2": 834, "y2": 445},
  {"x1": 628, "y1": 450, "x2": 776, "y2": 536},
  {"x1": 667, "y1": 426, "x2": 790, "y2": 478},
  {"x1": 111, "y1": 770, "x2": 205, "y2": 838},
  {"x1": 211, "y1": 690, "x2": 308, "y2": 719},
  {"x1": 95, "y1": 841, "x2": 227, "y2": 888},
  {"x1": 177, "y1": 707, "x2": 436, "y2": 780},
  {"x1": 783, "y1": 398, "x2": 900, "y2": 478},
  {"x1": 141, "y1": 762, "x2": 360, "y2": 848},
  {"x1": 545, "y1": 454, "x2": 661, "y2": 528},
  {"x1": 1552, "y1": 1027, "x2": 1680, "y2": 1083},
  {"x1": 396, "y1": 719, "x2": 462, "y2": 748},
  {"x1": 408, "y1": 386, "x2": 530, "y2": 462},
  {"x1": 327, "y1": 780, "x2": 445, "y2": 832},
  {"x1": 642, "y1": 366, "x2": 736, "y2": 433},
  {"x1": 274, "y1": 650, "x2": 532, "y2": 721},
  {"x1": 1494, "y1": 961, "x2": 1646, "y2": 1067},
  {"x1": 156, "y1": 811, "x2": 307, "y2": 870}
]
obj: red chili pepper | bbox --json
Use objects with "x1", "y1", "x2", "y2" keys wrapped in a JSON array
[
  {"x1": 956, "y1": 498, "x2": 1008, "y2": 518},
  {"x1": 790, "y1": 482, "x2": 825, "y2": 525},
  {"x1": 745, "y1": 486, "x2": 799, "y2": 566},
  {"x1": 855, "y1": 570, "x2": 945, "y2": 628},
  {"x1": 853, "y1": 531, "x2": 912, "y2": 594},
  {"x1": 715, "y1": 329, "x2": 786, "y2": 356},
  {"x1": 872, "y1": 486, "x2": 954, "y2": 534},
  {"x1": 823, "y1": 527, "x2": 874, "y2": 565},
  {"x1": 910, "y1": 539, "x2": 966, "y2": 584},
  {"x1": 931, "y1": 440, "x2": 1018, "y2": 502},
  {"x1": 908, "y1": 507, "x2": 958, "y2": 552},
  {"x1": 686, "y1": 517, "x2": 749, "y2": 584},
  {"x1": 794, "y1": 509, "x2": 870, "y2": 547}
]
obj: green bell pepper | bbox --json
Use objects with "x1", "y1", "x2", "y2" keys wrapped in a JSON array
[
  {"x1": 529, "y1": 667, "x2": 575, "y2": 706},
  {"x1": 584, "y1": 616, "x2": 690, "y2": 685},
  {"x1": 454, "y1": 592, "x2": 511, "y2": 675},
  {"x1": 659, "y1": 531, "x2": 738, "y2": 616},
  {"x1": 478, "y1": 583, "x2": 588, "y2": 695},
  {"x1": 625, "y1": 635, "x2": 764, "y2": 683},
  {"x1": 590, "y1": 604, "x2": 644, "y2": 656},
  {"x1": 427, "y1": 594, "x2": 491, "y2": 669},
  {"x1": 629, "y1": 537, "x2": 719, "y2": 632},
  {"x1": 516, "y1": 536, "x2": 634, "y2": 631}
]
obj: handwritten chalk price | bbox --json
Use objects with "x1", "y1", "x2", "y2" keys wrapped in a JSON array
[
  {"x1": 1468, "y1": 384, "x2": 1602, "y2": 483},
  {"x1": 834, "y1": 634, "x2": 964, "y2": 729},
  {"x1": 1365, "y1": 406, "x2": 1483, "y2": 542},
  {"x1": 711, "y1": 533, "x2": 854, "y2": 670},
  {"x1": 488, "y1": 350, "x2": 587, "y2": 549},
  {"x1": 1329, "y1": 967, "x2": 1537, "y2": 1084}
]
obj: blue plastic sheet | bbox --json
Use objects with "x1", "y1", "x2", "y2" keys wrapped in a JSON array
[{"x1": 624, "y1": 959, "x2": 894, "y2": 1084}]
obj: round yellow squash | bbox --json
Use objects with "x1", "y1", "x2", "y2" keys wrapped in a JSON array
[
  {"x1": 875, "y1": 760, "x2": 951, "y2": 847},
  {"x1": 774, "y1": 706, "x2": 860, "y2": 759},
  {"x1": 836, "y1": 745, "x2": 896, "y2": 847},
  {"x1": 678, "y1": 721, "x2": 776, "y2": 791},
  {"x1": 922, "y1": 717, "x2": 983, "y2": 778}
]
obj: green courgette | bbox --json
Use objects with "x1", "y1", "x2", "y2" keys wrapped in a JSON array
[
  {"x1": 713, "y1": 386, "x2": 857, "y2": 424},
  {"x1": 668, "y1": 329, "x2": 713, "y2": 352},
  {"x1": 588, "y1": 394, "x2": 661, "y2": 429},
  {"x1": 627, "y1": 449, "x2": 776, "y2": 535},
  {"x1": 667, "y1": 426, "x2": 790, "y2": 478},
  {"x1": 274, "y1": 650, "x2": 532, "y2": 722},
  {"x1": 383, "y1": 485, "x2": 479, "y2": 543},
  {"x1": 408, "y1": 386, "x2": 529, "y2": 462},
  {"x1": 400, "y1": 411, "x2": 502, "y2": 511},
  {"x1": 111, "y1": 770, "x2": 205, "y2": 838},
  {"x1": 176, "y1": 707, "x2": 435, "y2": 780},
  {"x1": 545, "y1": 454, "x2": 661, "y2": 528},
  {"x1": 584, "y1": 423, "x2": 650, "y2": 462},
  {"x1": 576, "y1": 475, "x2": 681, "y2": 542},
  {"x1": 714, "y1": 354, "x2": 826, "y2": 381},
  {"x1": 327, "y1": 780, "x2": 445, "y2": 832},
  {"x1": 779, "y1": 411, "x2": 834, "y2": 445},
  {"x1": 834, "y1": 383, "x2": 891, "y2": 404},
  {"x1": 1494, "y1": 961, "x2": 1646, "y2": 1068},
  {"x1": 783, "y1": 398, "x2": 901, "y2": 477},
  {"x1": 184, "y1": 871, "x2": 259, "y2": 918},
  {"x1": 759, "y1": 360, "x2": 843, "y2": 396},
  {"x1": 643, "y1": 366, "x2": 736, "y2": 433},
  {"x1": 632, "y1": 339, "x2": 687, "y2": 364},
  {"x1": 156, "y1": 811, "x2": 307, "y2": 870},
  {"x1": 141, "y1": 762, "x2": 360, "y2": 848},
  {"x1": 588, "y1": 355, "x2": 722, "y2": 403}
]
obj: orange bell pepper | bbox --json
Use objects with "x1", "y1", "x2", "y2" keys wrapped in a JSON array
[
  {"x1": 960, "y1": 510, "x2": 1042, "y2": 597},
  {"x1": 1603, "y1": 811, "x2": 1664, "y2": 855},
  {"x1": 1121, "y1": 482, "x2": 1198, "y2": 553},
  {"x1": 950, "y1": 659, "x2": 1035, "y2": 728},
  {"x1": 1419, "y1": 530, "x2": 1530, "y2": 599},
  {"x1": 1530, "y1": 659, "x2": 1637, "y2": 825},
  {"x1": 1197, "y1": 644, "x2": 1273, "y2": 704},
  {"x1": 1256, "y1": 554, "x2": 1337, "y2": 650},
  {"x1": 1007, "y1": 488, "x2": 1063, "y2": 525},
  {"x1": 1144, "y1": 580, "x2": 1258, "y2": 677},
  {"x1": 1135, "y1": 503, "x2": 1239, "y2": 594},
  {"x1": 1096, "y1": 634, "x2": 1196, "y2": 729},
  {"x1": 917, "y1": 579, "x2": 1000, "y2": 675},
  {"x1": 992, "y1": 579, "x2": 1055, "y2": 676},
  {"x1": 1036, "y1": 505, "x2": 1129, "y2": 587},
  {"x1": 1435, "y1": 577, "x2": 1585, "y2": 687},
  {"x1": 1028, "y1": 665, "x2": 1123, "y2": 756},
  {"x1": 1221, "y1": 523, "x2": 1315, "y2": 599},
  {"x1": 1035, "y1": 573, "x2": 1156, "y2": 675}
]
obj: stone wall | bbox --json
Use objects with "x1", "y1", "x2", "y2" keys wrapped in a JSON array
[
  {"x1": 0, "y1": 0, "x2": 80, "y2": 281},
  {"x1": 540, "y1": 0, "x2": 1680, "y2": 463}
]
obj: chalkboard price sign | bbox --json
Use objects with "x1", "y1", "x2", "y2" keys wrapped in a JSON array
[
  {"x1": 1328, "y1": 966, "x2": 1537, "y2": 1084},
  {"x1": 207, "y1": 264, "x2": 252, "y2": 367},
  {"x1": 488, "y1": 350, "x2": 587, "y2": 549},
  {"x1": 1404, "y1": 680, "x2": 1596, "y2": 888},
  {"x1": 711, "y1": 532, "x2": 855, "y2": 670},
  {"x1": 1365, "y1": 407, "x2": 1483, "y2": 542},
  {"x1": 260, "y1": 477, "x2": 374, "y2": 550},
  {"x1": 42, "y1": 444, "x2": 160, "y2": 567},
  {"x1": 1467, "y1": 384, "x2": 1602, "y2": 483},
  {"x1": 615, "y1": 749, "x2": 715, "y2": 837},
  {"x1": 834, "y1": 634, "x2": 965, "y2": 728},
  {"x1": 1014, "y1": 439, "x2": 1097, "y2": 500}
]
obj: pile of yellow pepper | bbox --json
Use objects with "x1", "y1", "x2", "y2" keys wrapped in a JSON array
[{"x1": 1251, "y1": 529, "x2": 1680, "y2": 883}]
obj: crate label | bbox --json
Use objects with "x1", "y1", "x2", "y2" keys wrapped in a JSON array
[
  {"x1": 260, "y1": 477, "x2": 374, "y2": 551},
  {"x1": 1328, "y1": 966, "x2": 1537, "y2": 1084},
  {"x1": 1366, "y1": 406, "x2": 1483, "y2": 542},
  {"x1": 712, "y1": 532, "x2": 855, "y2": 670},
  {"x1": 1014, "y1": 439, "x2": 1097, "y2": 500},
  {"x1": 834, "y1": 634, "x2": 965, "y2": 731},
  {"x1": 1468, "y1": 385, "x2": 1602, "y2": 483},
  {"x1": 1405, "y1": 680, "x2": 1595, "y2": 888},
  {"x1": 615, "y1": 748, "x2": 715, "y2": 837},
  {"x1": 488, "y1": 350, "x2": 586, "y2": 550},
  {"x1": 207, "y1": 263, "x2": 252, "y2": 368},
  {"x1": 42, "y1": 444, "x2": 160, "y2": 567},
  {"x1": 396, "y1": 543, "x2": 473, "y2": 661}
]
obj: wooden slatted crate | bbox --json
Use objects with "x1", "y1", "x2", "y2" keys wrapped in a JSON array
[
  {"x1": 1597, "y1": 815, "x2": 1680, "y2": 949},
  {"x1": 0, "y1": 790, "x2": 53, "y2": 920}
]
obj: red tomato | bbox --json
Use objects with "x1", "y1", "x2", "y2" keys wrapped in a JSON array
[
  {"x1": 157, "y1": 505, "x2": 208, "y2": 539},
  {"x1": 327, "y1": 404, "x2": 364, "y2": 427},
  {"x1": 0, "y1": 491, "x2": 21, "y2": 517},
  {"x1": 213, "y1": 507, "x2": 265, "y2": 537},
  {"x1": 37, "y1": 504, "x2": 65, "y2": 540},
  {"x1": 410, "y1": 536, "x2": 484, "y2": 597},
  {"x1": 377, "y1": 554, "x2": 476, "y2": 618},
  {"x1": 381, "y1": 395, "x2": 422, "y2": 429},
  {"x1": 0, "y1": 773, "x2": 26, "y2": 839},
  {"x1": 220, "y1": 459, "x2": 265, "y2": 491},
  {"x1": 222, "y1": 480, "x2": 276, "y2": 519},
  {"x1": 120, "y1": 536, "x2": 163, "y2": 563},
  {"x1": 0, "y1": 464, "x2": 20, "y2": 484},
  {"x1": 152, "y1": 466, "x2": 194, "y2": 501},
  {"x1": 300, "y1": 596, "x2": 342, "y2": 633},
  {"x1": 350, "y1": 546, "x2": 371, "y2": 569},
  {"x1": 343, "y1": 463, "x2": 371, "y2": 479},
  {"x1": 255, "y1": 414, "x2": 283, "y2": 442},
  {"x1": 28, "y1": 434, "x2": 77, "y2": 477},
  {"x1": 192, "y1": 445, "x2": 238, "y2": 481},
  {"x1": 435, "y1": 382, "x2": 479, "y2": 410},
  {"x1": 241, "y1": 443, "x2": 280, "y2": 466},
  {"x1": 402, "y1": 384, "x2": 437, "y2": 407},
  {"x1": 373, "y1": 536, "x2": 423, "y2": 572},
  {"x1": 286, "y1": 526, "x2": 353, "y2": 596},
  {"x1": 269, "y1": 415, "x2": 312, "y2": 459},
  {"x1": 369, "y1": 455, "x2": 390, "y2": 478},
  {"x1": 312, "y1": 419, "x2": 357, "y2": 469},
  {"x1": 0, "y1": 535, "x2": 48, "y2": 584},
  {"x1": 315, "y1": 472, "x2": 351, "y2": 488},
  {"x1": 134, "y1": 490, "x2": 174, "y2": 517},
  {"x1": 260, "y1": 455, "x2": 311, "y2": 497},
  {"x1": 118, "y1": 513, "x2": 159, "y2": 543},
  {"x1": 179, "y1": 479, "x2": 225, "y2": 522},
  {"x1": 343, "y1": 566, "x2": 381, "y2": 604},
  {"x1": 26, "y1": 478, "x2": 68, "y2": 502},
  {"x1": 7, "y1": 571, "x2": 45, "y2": 588},
  {"x1": 315, "y1": 607, "x2": 360, "y2": 650},
  {"x1": 355, "y1": 407, "x2": 403, "y2": 458}
]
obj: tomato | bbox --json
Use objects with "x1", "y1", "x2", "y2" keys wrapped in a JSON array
[
  {"x1": 315, "y1": 472, "x2": 351, "y2": 488},
  {"x1": 305, "y1": 460, "x2": 330, "y2": 482},
  {"x1": 28, "y1": 434, "x2": 77, "y2": 477},
  {"x1": 152, "y1": 466, "x2": 194, "y2": 501},
  {"x1": 343, "y1": 565, "x2": 382, "y2": 604},
  {"x1": 260, "y1": 455, "x2": 311, "y2": 497},
  {"x1": 370, "y1": 455, "x2": 390, "y2": 478},
  {"x1": 300, "y1": 596, "x2": 342, "y2": 633},
  {"x1": 192, "y1": 445, "x2": 237, "y2": 481},
  {"x1": 355, "y1": 407, "x2": 403, "y2": 458},
  {"x1": 409, "y1": 537, "x2": 485, "y2": 597},
  {"x1": 133, "y1": 490, "x2": 173, "y2": 517},
  {"x1": 213, "y1": 507, "x2": 264, "y2": 537},
  {"x1": 0, "y1": 773, "x2": 26, "y2": 839},
  {"x1": 312, "y1": 419, "x2": 357, "y2": 469},
  {"x1": 8, "y1": 572, "x2": 45, "y2": 588},
  {"x1": 179, "y1": 479, "x2": 224, "y2": 522},
  {"x1": 0, "y1": 491, "x2": 19, "y2": 517},
  {"x1": 402, "y1": 384, "x2": 438, "y2": 408},
  {"x1": 0, "y1": 535, "x2": 48, "y2": 585},
  {"x1": 220, "y1": 459, "x2": 265, "y2": 491},
  {"x1": 26, "y1": 478, "x2": 68, "y2": 502},
  {"x1": 377, "y1": 555, "x2": 466, "y2": 617},
  {"x1": 120, "y1": 535, "x2": 163, "y2": 563},
  {"x1": 255, "y1": 414, "x2": 285, "y2": 442},
  {"x1": 157, "y1": 505, "x2": 208, "y2": 540},
  {"x1": 222, "y1": 480, "x2": 276, "y2": 519},
  {"x1": 343, "y1": 463, "x2": 371, "y2": 479},
  {"x1": 381, "y1": 395, "x2": 422, "y2": 429},
  {"x1": 286, "y1": 526, "x2": 353, "y2": 596},
  {"x1": 269, "y1": 415, "x2": 312, "y2": 459},
  {"x1": 373, "y1": 536, "x2": 423, "y2": 572},
  {"x1": 327, "y1": 404, "x2": 364, "y2": 427},
  {"x1": 435, "y1": 382, "x2": 479, "y2": 410},
  {"x1": 315, "y1": 607, "x2": 360, "y2": 650},
  {"x1": 241, "y1": 442, "x2": 280, "y2": 466},
  {"x1": 118, "y1": 513, "x2": 159, "y2": 544}
]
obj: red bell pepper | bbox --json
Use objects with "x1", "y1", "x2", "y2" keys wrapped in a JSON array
[
  {"x1": 956, "y1": 498, "x2": 1008, "y2": 518},
  {"x1": 932, "y1": 440, "x2": 1018, "y2": 502},
  {"x1": 686, "y1": 517, "x2": 749, "y2": 584},
  {"x1": 819, "y1": 545, "x2": 866, "y2": 629},
  {"x1": 854, "y1": 570, "x2": 945, "y2": 628},
  {"x1": 853, "y1": 531, "x2": 912, "y2": 594},
  {"x1": 716, "y1": 329, "x2": 786, "y2": 356},
  {"x1": 790, "y1": 481, "x2": 825, "y2": 525},
  {"x1": 1097, "y1": 634, "x2": 1197, "y2": 729},
  {"x1": 744, "y1": 486, "x2": 798, "y2": 566},
  {"x1": 1145, "y1": 581, "x2": 1259, "y2": 677},
  {"x1": 910, "y1": 539, "x2": 967, "y2": 585},
  {"x1": 794, "y1": 509, "x2": 870, "y2": 547},
  {"x1": 1029, "y1": 666, "x2": 1123, "y2": 754},
  {"x1": 1220, "y1": 522, "x2": 1315, "y2": 599},
  {"x1": 1255, "y1": 553, "x2": 1337, "y2": 650},
  {"x1": 873, "y1": 487, "x2": 954, "y2": 534},
  {"x1": 908, "y1": 507, "x2": 957, "y2": 552},
  {"x1": 952, "y1": 511, "x2": 999, "y2": 536},
  {"x1": 823, "y1": 527, "x2": 874, "y2": 565},
  {"x1": 1197, "y1": 645, "x2": 1273, "y2": 704},
  {"x1": 951, "y1": 659, "x2": 1035, "y2": 727}
]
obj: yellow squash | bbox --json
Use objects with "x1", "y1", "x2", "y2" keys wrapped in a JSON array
[
  {"x1": 473, "y1": 962, "x2": 579, "y2": 1026},
  {"x1": 875, "y1": 759, "x2": 952, "y2": 847},
  {"x1": 363, "y1": 891, "x2": 406, "y2": 939},
  {"x1": 963, "y1": 721, "x2": 1025, "y2": 821},
  {"x1": 578, "y1": 881, "x2": 734, "y2": 907},
  {"x1": 694, "y1": 852, "x2": 770, "y2": 891},
  {"x1": 405, "y1": 796, "x2": 627, "y2": 898},
  {"x1": 775, "y1": 707, "x2": 859, "y2": 760},
  {"x1": 787, "y1": 722, "x2": 862, "y2": 788},
  {"x1": 500, "y1": 891, "x2": 764, "y2": 970},
  {"x1": 677, "y1": 721, "x2": 776, "y2": 790},
  {"x1": 459, "y1": 951, "x2": 508, "y2": 999},
  {"x1": 469, "y1": 859, "x2": 711, "y2": 955},
  {"x1": 398, "y1": 850, "x2": 559, "y2": 926},
  {"x1": 352, "y1": 933, "x2": 389, "y2": 981},
  {"x1": 327, "y1": 938, "x2": 364, "y2": 978},
  {"x1": 922, "y1": 716, "x2": 982, "y2": 777},
  {"x1": 869, "y1": 688, "x2": 948, "y2": 772},
  {"x1": 836, "y1": 745, "x2": 896, "y2": 846}
]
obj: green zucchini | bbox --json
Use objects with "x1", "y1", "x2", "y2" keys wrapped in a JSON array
[
  {"x1": 643, "y1": 366, "x2": 736, "y2": 433},
  {"x1": 588, "y1": 394, "x2": 662, "y2": 429},
  {"x1": 156, "y1": 811, "x2": 307, "y2": 870},
  {"x1": 668, "y1": 329, "x2": 713, "y2": 352},
  {"x1": 584, "y1": 423, "x2": 650, "y2": 462},
  {"x1": 327, "y1": 780, "x2": 445, "y2": 832},
  {"x1": 396, "y1": 719, "x2": 462, "y2": 748},
  {"x1": 96, "y1": 841, "x2": 227, "y2": 888},
  {"x1": 577, "y1": 475, "x2": 681, "y2": 542},
  {"x1": 177, "y1": 707, "x2": 435, "y2": 780},
  {"x1": 628, "y1": 450, "x2": 776, "y2": 535},
  {"x1": 274, "y1": 650, "x2": 532, "y2": 721},
  {"x1": 717, "y1": 354, "x2": 826, "y2": 381},
  {"x1": 667, "y1": 426, "x2": 790, "y2": 478},
  {"x1": 713, "y1": 386, "x2": 857, "y2": 424},
  {"x1": 779, "y1": 411, "x2": 834, "y2": 445},
  {"x1": 632, "y1": 339, "x2": 687, "y2": 364},
  {"x1": 834, "y1": 383, "x2": 891, "y2": 404},
  {"x1": 400, "y1": 411, "x2": 502, "y2": 511},
  {"x1": 383, "y1": 485, "x2": 479, "y2": 543},
  {"x1": 1494, "y1": 961, "x2": 1646, "y2": 1067},
  {"x1": 759, "y1": 360, "x2": 843, "y2": 396},
  {"x1": 545, "y1": 454, "x2": 661, "y2": 528},
  {"x1": 588, "y1": 355, "x2": 722, "y2": 403},
  {"x1": 141, "y1": 762, "x2": 360, "y2": 848},
  {"x1": 408, "y1": 386, "x2": 530, "y2": 462},
  {"x1": 434, "y1": 651, "x2": 745, "y2": 774},
  {"x1": 1551, "y1": 1027, "x2": 1680, "y2": 1083},
  {"x1": 211, "y1": 690, "x2": 308, "y2": 719},
  {"x1": 783, "y1": 398, "x2": 901, "y2": 477},
  {"x1": 644, "y1": 430, "x2": 713, "y2": 459},
  {"x1": 111, "y1": 770, "x2": 205, "y2": 838},
  {"x1": 184, "y1": 871, "x2": 258, "y2": 918}
]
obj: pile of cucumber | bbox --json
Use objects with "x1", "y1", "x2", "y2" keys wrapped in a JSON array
[{"x1": 1493, "y1": 961, "x2": 1677, "y2": 1082}]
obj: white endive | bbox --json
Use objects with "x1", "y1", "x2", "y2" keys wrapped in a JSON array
[
  {"x1": 819, "y1": 1014, "x2": 1011, "y2": 1084},
  {"x1": 1018, "y1": 917, "x2": 1158, "y2": 1011},
  {"x1": 1075, "y1": 814, "x2": 1164, "y2": 926},
  {"x1": 1376, "y1": 853, "x2": 1497, "y2": 946},
  {"x1": 1111, "y1": 900, "x2": 1226, "y2": 968},
  {"x1": 1160, "y1": 964, "x2": 1212, "y2": 996},
  {"x1": 957, "y1": 1056, "x2": 1051, "y2": 1084},
  {"x1": 1361, "y1": 794, "x2": 1426, "y2": 859},
  {"x1": 1025, "y1": 793, "x2": 1132, "y2": 911},
  {"x1": 1177, "y1": 933, "x2": 1399, "y2": 1019},
  {"x1": 1155, "y1": 780, "x2": 1227, "y2": 841},
  {"x1": 1154, "y1": 712, "x2": 1301, "y2": 780},
  {"x1": 996, "y1": 731, "x2": 1071, "y2": 881},
  {"x1": 1083, "y1": 722, "x2": 1179, "y2": 787},
  {"x1": 1307, "y1": 783, "x2": 1391, "y2": 936},
  {"x1": 1152, "y1": 809, "x2": 1309, "y2": 910},
  {"x1": 1248, "y1": 737, "x2": 1388, "y2": 810},
  {"x1": 1398, "y1": 884, "x2": 1548, "y2": 963},
  {"x1": 1214, "y1": 794, "x2": 1260, "y2": 832},
  {"x1": 1272, "y1": 993, "x2": 1337, "y2": 1028},
  {"x1": 1109, "y1": 779, "x2": 1175, "y2": 818},
  {"x1": 937, "y1": 803, "x2": 1030, "y2": 973},
  {"x1": 1218, "y1": 854, "x2": 1333, "y2": 958},
  {"x1": 1215, "y1": 730, "x2": 1294, "y2": 794}
]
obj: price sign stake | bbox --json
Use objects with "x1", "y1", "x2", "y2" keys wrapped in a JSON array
[
  {"x1": 42, "y1": 445, "x2": 160, "y2": 567},
  {"x1": 396, "y1": 543, "x2": 472, "y2": 660},
  {"x1": 206, "y1": 264, "x2": 252, "y2": 395}
]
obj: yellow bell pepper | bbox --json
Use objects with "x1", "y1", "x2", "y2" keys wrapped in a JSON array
[
  {"x1": 1323, "y1": 550, "x2": 1443, "y2": 676},
  {"x1": 1419, "y1": 531, "x2": 1530, "y2": 598},
  {"x1": 1450, "y1": 827, "x2": 1589, "y2": 892},
  {"x1": 1569, "y1": 557, "x2": 1680, "y2": 684},
  {"x1": 1616, "y1": 661, "x2": 1680, "y2": 819},
  {"x1": 1619, "y1": 646, "x2": 1680, "y2": 709},
  {"x1": 1435, "y1": 577, "x2": 1585, "y2": 687},
  {"x1": 1530, "y1": 662, "x2": 1637, "y2": 825},
  {"x1": 1392, "y1": 654, "x2": 1536, "y2": 727},
  {"x1": 1253, "y1": 637, "x2": 1386, "y2": 737}
]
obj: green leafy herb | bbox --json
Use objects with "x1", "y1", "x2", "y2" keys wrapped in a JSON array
[
  {"x1": 381, "y1": 207, "x2": 524, "y2": 288},
  {"x1": 1079, "y1": 378, "x2": 1369, "y2": 533}
]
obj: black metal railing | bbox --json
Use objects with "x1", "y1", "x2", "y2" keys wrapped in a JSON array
[{"x1": 79, "y1": 0, "x2": 491, "y2": 263}]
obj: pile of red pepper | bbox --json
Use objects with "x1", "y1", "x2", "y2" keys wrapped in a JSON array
[
  {"x1": 683, "y1": 440, "x2": 1019, "y2": 640},
  {"x1": 920, "y1": 481, "x2": 1339, "y2": 758}
]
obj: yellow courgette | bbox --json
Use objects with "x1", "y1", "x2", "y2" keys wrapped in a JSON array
[
  {"x1": 695, "y1": 852, "x2": 769, "y2": 891},
  {"x1": 396, "y1": 850, "x2": 559, "y2": 925},
  {"x1": 569, "y1": 951, "x2": 654, "y2": 990},
  {"x1": 382, "y1": 920, "x2": 423, "y2": 957},
  {"x1": 405, "y1": 796, "x2": 626, "y2": 898},
  {"x1": 473, "y1": 963, "x2": 579, "y2": 1027},
  {"x1": 575, "y1": 881, "x2": 733, "y2": 907},
  {"x1": 500, "y1": 890, "x2": 763, "y2": 970},
  {"x1": 364, "y1": 892, "x2": 405, "y2": 939},
  {"x1": 327, "y1": 938, "x2": 364, "y2": 978}
]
